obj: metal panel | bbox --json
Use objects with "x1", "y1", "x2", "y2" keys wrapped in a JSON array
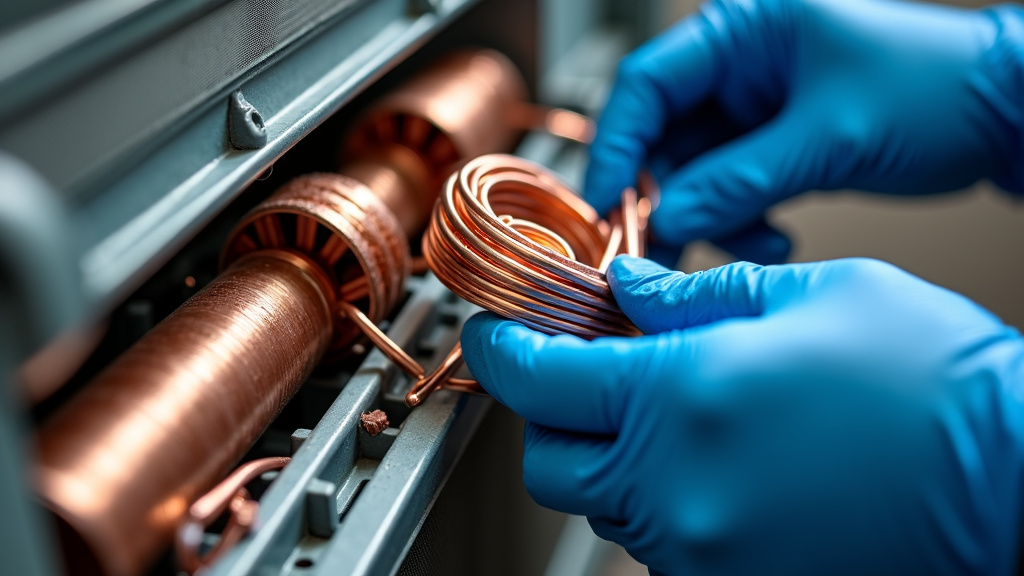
[{"x1": 1, "y1": 0, "x2": 369, "y2": 192}]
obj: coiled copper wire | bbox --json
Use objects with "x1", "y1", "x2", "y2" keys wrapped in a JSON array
[
  {"x1": 425, "y1": 154, "x2": 640, "y2": 339},
  {"x1": 222, "y1": 172, "x2": 412, "y2": 354},
  {"x1": 400, "y1": 155, "x2": 650, "y2": 406}
]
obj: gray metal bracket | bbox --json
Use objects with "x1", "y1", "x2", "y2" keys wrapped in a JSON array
[{"x1": 207, "y1": 274, "x2": 488, "y2": 576}]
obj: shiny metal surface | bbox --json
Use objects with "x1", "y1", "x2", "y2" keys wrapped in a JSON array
[
  {"x1": 202, "y1": 274, "x2": 492, "y2": 576},
  {"x1": 223, "y1": 173, "x2": 411, "y2": 353},
  {"x1": 344, "y1": 50, "x2": 529, "y2": 180},
  {"x1": 35, "y1": 251, "x2": 335, "y2": 576},
  {"x1": 424, "y1": 153, "x2": 640, "y2": 339},
  {"x1": 175, "y1": 456, "x2": 292, "y2": 575}
]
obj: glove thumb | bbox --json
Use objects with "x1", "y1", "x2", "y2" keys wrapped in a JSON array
[
  {"x1": 651, "y1": 113, "x2": 821, "y2": 246},
  {"x1": 607, "y1": 256, "x2": 789, "y2": 334}
]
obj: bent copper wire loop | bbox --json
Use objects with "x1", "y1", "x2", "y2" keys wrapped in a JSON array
[
  {"x1": 399, "y1": 155, "x2": 651, "y2": 406},
  {"x1": 175, "y1": 457, "x2": 290, "y2": 574}
]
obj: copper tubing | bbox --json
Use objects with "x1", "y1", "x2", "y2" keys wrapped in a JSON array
[
  {"x1": 340, "y1": 145, "x2": 435, "y2": 235},
  {"x1": 406, "y1": 342, "x2": 471, "y2": 407},
  {"x1": 337, "y1": 301, "x2": 424, "y2": 378},
  {"x1": 424, "y1": 153, "x2": 641, "y2": 340},
  {"x1": 175, "y1": 457, "x2": 290, "y2": 574},
  {"x1": 507, "y1": 105, "x2": 596, "y2": 144},
  {"x1": 409, "y1": 154, "x2": 646, "y2": 406},
  {"x1": 35, "y1": 251, "x2": 334, "y2": 576}
]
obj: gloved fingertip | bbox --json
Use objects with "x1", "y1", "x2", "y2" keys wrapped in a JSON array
[
  {"x1": 607, "y1": 255, "x2": 672, "y2": 288},
  {"x1": 606, "y1": 256, "x2": 692, "y2": 333},
  {"x1": 459, "y1": 312, "x2": 510, "y2": 390}
]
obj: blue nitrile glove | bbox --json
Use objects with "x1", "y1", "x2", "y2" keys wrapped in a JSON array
[
  {"x1": 461, "y1": 256, "x2": 1024, "y2": 576},
  {"x1": 585, "y1": 0, "x2": 1024, "y2": 265}
]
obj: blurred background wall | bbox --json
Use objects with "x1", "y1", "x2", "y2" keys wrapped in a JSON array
[{"x1": 633, "y1": 0, "x2": 1024, "y2": 330}]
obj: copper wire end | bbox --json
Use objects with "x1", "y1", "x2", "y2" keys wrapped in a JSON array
[
  {"x1": 407, "y1": 155, "x2": 655, "y2": 405},
  {"x1": 175, "y1": 457, "x2": 290, "y2": 575},
  {"x1": 406, "y1": 343, "x2": 467, "y2": 407},
  {"x1": 620, "y1": 187, "x2": 642, "y2": 258}
]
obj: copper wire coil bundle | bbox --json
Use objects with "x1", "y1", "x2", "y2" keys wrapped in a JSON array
[
  {"x1": 222, "y1": 172, "x2": 412, "y2": 354},
  {"x1": 424, "y1": 154, "x2": 644, "y2": 339}
]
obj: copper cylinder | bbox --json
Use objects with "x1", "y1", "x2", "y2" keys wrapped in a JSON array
[
  {"x1": 35, "y1": 250, "x2": 334, "y2": 576},
  {"x1": 222, "y1": 173, "x2": 411, "y2": 352},
  {"x1": 340, "y1": 144, "x2": 435, "y2": 235},
  {"x1": 344, "y1": 49, "x2": 529, "y2": 180}
]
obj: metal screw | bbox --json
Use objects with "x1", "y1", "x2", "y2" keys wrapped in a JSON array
[{"x1": 228, "y1": 91, "x2": 267, "y2": 149}]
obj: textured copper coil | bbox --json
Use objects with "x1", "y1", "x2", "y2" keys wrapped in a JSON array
[
  {"x1": 424, "y1": 153, "x2": 641, "y2": 340},
  {"x1": 222, "y1": 173, "x2": 410, "y2": 353},
  {"x1": 35, "y1": 251, "x2": 334, "y2": 576}
]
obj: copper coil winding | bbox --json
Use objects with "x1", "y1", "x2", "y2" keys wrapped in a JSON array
[
  {"x1": 424, "y1": 154, "x2": 641, "y2": 339},
  {"x1": 404, "y1": 156, "x2": 650, "y2": 406},
  {"x1": 36, "y1": 251, "x2": 334, "y2": 576},
  {"x1": 222, "y1": 172, "x2": 412, "y2": 354}
]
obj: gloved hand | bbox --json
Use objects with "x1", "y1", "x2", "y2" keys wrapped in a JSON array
[
  {"x1": 461, "y1": 255, "x2": 1024, "y2": 576},
  {"x1": 585, "y1": 0, "x2": 1024, "y2": 265}
]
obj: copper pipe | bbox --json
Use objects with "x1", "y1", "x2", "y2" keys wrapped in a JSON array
[
  {"x1": 343, "y1": 50, "x2": 530, "y2": 179},
  {"x1": 620, "y1": 187, "x2": 642, "y2": 258},
  {"x1": 175, "y1": 457, "x2": 290, "y2": 575},
  {"x1": 507, "y1": 104, "x2": 596, "y2": 145},
  {"x1": 337, "y1": 301, "x2": 424, "y2": 378},
  {"x1": 340, "y1": 145, "x2": 435, "y2": 235},
  {"x1": 406, "y1": 342, "x2": 468, "y2": 407},
  {"x1": 35, "y1": 251, "x2": 334, "y2": 576}
]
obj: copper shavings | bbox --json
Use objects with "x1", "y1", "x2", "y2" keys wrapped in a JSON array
[{"x1": 361, "y1": 409, "x2": 390, "y2": 436}]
